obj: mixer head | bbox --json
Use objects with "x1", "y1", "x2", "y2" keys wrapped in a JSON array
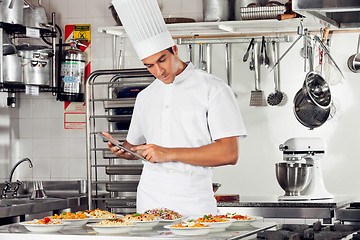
[{"x1": 279, "y1": 138, "x2": 325, "y2": 161}]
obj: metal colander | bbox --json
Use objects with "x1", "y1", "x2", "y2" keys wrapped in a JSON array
[{"x1": 293, "y1": 89, "x2": 330, "y2": 130}]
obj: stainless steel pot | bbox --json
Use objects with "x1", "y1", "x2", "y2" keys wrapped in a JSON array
[
  {"x1": 203, "y1": 0, "x2": 233, "y2": 21},
  {"x1": 23, "y1": 0, "x2": 48, "y2": 29},
  {"x1": 17, "y1": 45, "x2": 53, "y2": 86},
  {"x1": 3, "y1": 32, "x2": 16, "y2": 55},
  {"x1": 293, "y1": 47, "x2": 331, "y2": 129},
  {"x1": 3, "y1": 54, "x2": 23, "y2": 84},
  {"x1": 1, "y1": 0, "x2": 24, "y2": 24}
]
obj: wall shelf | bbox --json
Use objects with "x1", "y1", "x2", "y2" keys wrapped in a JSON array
[{"x1": 98, "y1": 17, "x2": 327, "y2": 39}]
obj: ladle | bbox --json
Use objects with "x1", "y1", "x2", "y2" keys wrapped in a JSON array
[
  {"x1": 267, "y1": 41, "x2": 283, "y2": 106},
  {"x1": 347, "y1": 34, "x2": 360, "y2": 73}
]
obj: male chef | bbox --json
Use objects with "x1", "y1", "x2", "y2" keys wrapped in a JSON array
[{"x1": 105, "y1": 0, "x2": 247, "y2": 217}]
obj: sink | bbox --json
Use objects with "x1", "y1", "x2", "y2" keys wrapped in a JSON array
[
  {"x1": 0, "y1": 198, "x2": 45, "y2": 205},
  {"x1": 0, "y1": 197, "x2": 59, "y2": 205}
]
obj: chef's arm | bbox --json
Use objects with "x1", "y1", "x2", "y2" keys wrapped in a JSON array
[{"x1": 132, "y1": 136, "x2": 239, "y2": 167}]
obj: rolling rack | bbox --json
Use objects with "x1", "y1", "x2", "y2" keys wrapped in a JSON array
[{"x1": 85, "y1": 68, "x2": 154, "y2": 214}]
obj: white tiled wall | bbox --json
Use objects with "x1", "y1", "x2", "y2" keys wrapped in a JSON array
[{"x1": 0, "y1": 0, "x2": 204, "y2": 182}]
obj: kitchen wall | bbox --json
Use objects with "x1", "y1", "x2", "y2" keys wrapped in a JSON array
[{"x1": 0, "y1": 0, "x2": 360, "y2": 199}]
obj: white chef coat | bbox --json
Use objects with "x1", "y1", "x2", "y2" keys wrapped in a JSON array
[{"x1": 126, "y1": 62, "x2": 247, "y2": 216}]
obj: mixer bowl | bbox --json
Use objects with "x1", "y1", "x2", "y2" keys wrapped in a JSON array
[{"x1": 275, "y1": 162, "x2": 313, "y2": 196}]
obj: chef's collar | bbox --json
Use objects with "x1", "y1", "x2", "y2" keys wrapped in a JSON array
[{"x1": 162, "y1": 61, "x2": 193, "y2": 85}]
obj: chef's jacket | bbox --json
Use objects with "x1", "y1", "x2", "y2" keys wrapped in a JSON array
[{"x1": 126, "y1": 62, "x2": 247, "y2": 216}]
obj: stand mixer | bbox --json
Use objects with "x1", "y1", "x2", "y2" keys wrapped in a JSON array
[{"x1": 276, "y1": 137, "x2": 333, "y2": 201}]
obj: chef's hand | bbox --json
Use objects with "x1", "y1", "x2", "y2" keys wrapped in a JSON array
[
  {"x1": 102, "y1": 131, "x2": 136, "y2": 160},
  {"x1": 131, "y1": 144, "x2": 171, "y2": 163}
]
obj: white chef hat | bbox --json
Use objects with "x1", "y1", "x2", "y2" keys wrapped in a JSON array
[{"x1": 112, "y1": 0, "x2": 175, "y2": 60}]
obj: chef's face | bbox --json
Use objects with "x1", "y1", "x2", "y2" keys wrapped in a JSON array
[{"x1": 142, "y1": 45, "x2": 182, "y2": 84}]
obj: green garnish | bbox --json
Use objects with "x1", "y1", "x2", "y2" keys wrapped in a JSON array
[{"x1": 133, "y1": 213, "x2": 141, "y2": 216}]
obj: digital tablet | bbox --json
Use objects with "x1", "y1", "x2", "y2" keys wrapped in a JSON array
[{"x1": 97, "y1": 133, "x2": 147, "y2": 161}]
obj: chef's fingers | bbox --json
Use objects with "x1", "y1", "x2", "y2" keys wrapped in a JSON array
[
  {"x1": 101, "y1": 131, "x2": 111, "y2": 138},
  {"x1": 131, "y1": 144, "x2": 154, "y2": 151}
]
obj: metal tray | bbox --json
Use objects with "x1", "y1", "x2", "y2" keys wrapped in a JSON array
[
  {"x1": 105, "y1": 165, "x2": 143, "y2": 175},
  {"x1": 105, "y1": 182, "x2": 139, "y2": 192}
]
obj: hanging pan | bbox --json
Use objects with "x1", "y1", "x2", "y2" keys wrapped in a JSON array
[{"x1": 293, "y1": 46, "x2": 331, "y2": 130}]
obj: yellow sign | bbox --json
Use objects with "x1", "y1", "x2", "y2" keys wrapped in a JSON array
[{"x1": 73, "y1": 24, "x2": 91, "y2": 43}]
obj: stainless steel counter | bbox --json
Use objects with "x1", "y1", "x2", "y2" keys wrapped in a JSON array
[
  {"x1": 0, "y1": 195, "x2": 87, "y2": 217},
  {"x1": 217, "y1": 195, "x2": 357, "y2": 224},
  {"x1": 0, "y1": 221, "x2": 277, "y2": 240}
]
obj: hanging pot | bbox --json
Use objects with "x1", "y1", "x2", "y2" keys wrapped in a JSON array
[
  {"x1": 1, "y1": 0, "x2": 24, "y2": 24},
  {"x1": 17, "y1": 45, "x2": 53, "y2": 86},
  {"x1": 3, "y1": 54, "x2": 23, "y2": 84},
  {"x1": 3, "y1": 32, "x2": 17, "y2": 55},
  {"x1": 203, "y1": 0, "x2": 233, "y2": 21},
  {"x1": 23, "y1": 0, "x2": 49, "y2": 29},
  {"x1": 293, "y1": 46, "x2": 331, "y2": 129}
]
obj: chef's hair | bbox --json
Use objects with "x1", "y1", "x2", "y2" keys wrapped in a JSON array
[{"x1": 167, "y1": 46, "x2": 174, "y2": 55}]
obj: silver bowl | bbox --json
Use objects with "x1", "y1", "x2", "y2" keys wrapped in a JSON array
[{"x1": 275, "y1": 162, "x2": 312, "y2": 196}]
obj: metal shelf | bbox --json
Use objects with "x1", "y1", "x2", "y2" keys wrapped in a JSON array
[
  {"x1": 98, "y1": 18, "x2": 326, "y2": 38},
  {"x1": 85, "y1": 68, "x2": 154, "y2": 213}
]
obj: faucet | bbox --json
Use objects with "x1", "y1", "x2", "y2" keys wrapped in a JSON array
[{"x1": 1, "y1": 158, "x2": 33, "y2": 198}]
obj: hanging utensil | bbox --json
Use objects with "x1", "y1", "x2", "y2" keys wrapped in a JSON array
[
  {"x1": 260, "y1": 36, "x2": 265, "y2": 65},
  {"x1": 249, "y1": 42, "x2": 255, "y2": 71},
  {"x1": 272, "y1": 22, "x2": 306, "y2": 71},
  {"x1": 347, "y1": 34, "x2": 360, "y2": 73},
  {"x1": 313, "y1": 35, "x2": 344, "y2": 78},
  {"x1": 225, "y1": 43, "x2": 231, "y2": 85},
  {"x1": 250, "y1": 41, "x2": 265, "y2": 106},
  {"x1": 188, "y1": 44, "x2": 193, "y2": 63},
  {"x1": 267, "y1": 41, "x2": 284, "y2": 106},
  {"x1": 206, "y1": 43, "x2": 211, "y2": 73},
  {"x1": 264, "y1": 38, "x2": 270, "y2": 68},
  {"x1": 243, "y1": 38, "x2": 254, "y2": 62},
  {"x1": 199, "y1": 43, "x2": 207, "y2": 71}
]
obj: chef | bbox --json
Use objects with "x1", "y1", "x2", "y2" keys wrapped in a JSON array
[{"x1": 105, "y1": 0, "x2": 247, "y2": 217}]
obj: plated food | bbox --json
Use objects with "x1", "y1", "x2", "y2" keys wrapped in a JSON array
[
  {"x1": 144, "y1": 207, "x2": 182, "y2": 221},
  {"x1": 195, "y1": 215, "x2": 235, "y2": 232},
  {"x1": 122, "y1": 213, "x2": 155, "y2": 222},
  {"x1": 216, "y1": 213, "x2": 254, "y2": 221},
  {"x1": 80, "y1": 209, "x2": 119, "y2": 223},
  {"x1": 81, "y1": 208, "x2": 119, "y2": 219},
  {"x1": 217, "y1": 213, "x2": 256, "y2": 229},
  {"x1": 87, "y1": 218, "x2": 135, "y2": 234},
  {"x1": 122, "y1": 213, "x2": 159, "y2": 231},
  {"x1": 164, "y1": 221, "x2": 212, "y2": 236},
  {"x1": 50, "y1": 211, "x2": 88, "y2": 219},
  {"x1": 49, "y1": 212, "x2": 89, "y2": 227},
  {"x1": 19, "y1": 218, "x2": 69, "y2": 233}
]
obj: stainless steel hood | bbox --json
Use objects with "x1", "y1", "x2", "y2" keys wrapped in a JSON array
[{"x1": 292, "y1": 0, "x2": 360, "y2": 28}]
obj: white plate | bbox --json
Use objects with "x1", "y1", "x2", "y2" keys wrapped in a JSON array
[
  {"x1": 87, "y1": 223, "x2": 135, "y2": 234},
  {"x1": 229, "y1": 218, "x2": 256, "y2": 227},
  {"x1": 163, "y1": 225, "x2": 212, "y2": 236},
  {"x1": 199, "y1": 219, "x2": 236, "y2": 232},
  {"x1": 19, "y1": 221, "x2": 70, "y2": 233},
  {"x1": 88, "y1": 216, "x2": 122, "y2": 223},
  {"x1": 158, "y1": 216, "x2": 185, "y2": 225},
  {"x1": 60, "y1": 218, "x2": 89, "y2": 227},
  {"x1": 130, "y1": 220, "x2": 160, "y2": 231},
  {"x1": 226, "y1": 218, "x2": 256, "y2": 230}
]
